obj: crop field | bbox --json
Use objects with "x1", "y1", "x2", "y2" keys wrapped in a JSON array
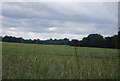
[{"x1": 2, "y1": 42, "x2": 119, "y2": 79}]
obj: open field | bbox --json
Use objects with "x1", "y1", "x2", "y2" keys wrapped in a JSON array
[{"x1": 2, "y1": 42, "x2": 119, "y2": 79}]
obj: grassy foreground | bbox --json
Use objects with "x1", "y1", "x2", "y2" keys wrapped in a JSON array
[{"x1": 2, "y1": 42, "x2": 119, "y2": 79}]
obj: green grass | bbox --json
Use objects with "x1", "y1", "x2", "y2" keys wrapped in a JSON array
[{"x1": 2, "y1": 42, "x2": 119, "y2": 79}]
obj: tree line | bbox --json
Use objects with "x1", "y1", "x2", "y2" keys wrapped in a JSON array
[{"x1": 1, "y1": 32, "x2": 120, "y2": 49}]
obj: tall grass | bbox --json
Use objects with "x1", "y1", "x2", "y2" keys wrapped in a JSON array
[{"x1": 2, "y1": 42, "x2": 119, "y2": 79}]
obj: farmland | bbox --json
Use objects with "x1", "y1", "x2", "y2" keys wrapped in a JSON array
[{"x1": 2, "y1": 42, "x2": 119, "y2": 79}]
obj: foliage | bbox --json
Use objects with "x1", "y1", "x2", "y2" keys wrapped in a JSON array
[
  {"x1": 69, "y1": 39, "x2": 79, "y2": 47},
  {"x1": 1, "y1": 33, "x2": 119, "y2": 49},
  {"x1": 81, "y1": 34, "x2": 104, "y2": 48},
  {"x1": 118, "y1": 31, "x2": 120, "y2": 49},
  {"x1": 104, "y1": 35, "x2": 118, "y2": 48}
]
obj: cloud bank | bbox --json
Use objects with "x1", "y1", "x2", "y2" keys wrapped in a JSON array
[{"x1": 2, "y1": 2, "x2": 118, "y2": 40}]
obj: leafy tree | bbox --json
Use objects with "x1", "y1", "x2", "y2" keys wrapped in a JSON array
[
  {"x1": 0, "y1": 36, "x2": 2, "y2": 41},
  {"x1": 2, "y1": 33, "x2": 119, "y2": 49},
  {"x1": 63, "y1": 38, "x2": 69, "y2": 45},
  {"x1": 81, "y1": 34, "x2": 104, "y2": 48},
  {"x1": 69, "y1": 39, "x2": 79, "y2": 47},
  {"x1": 104, "y1": 35, "x2": 118, "y2": 48},
  {"x1": 118, "y1": 31, "x2": 120, "y2": 49},
  {"x1": 2, "y1": 36, "x2": 23, "y2": 43}
]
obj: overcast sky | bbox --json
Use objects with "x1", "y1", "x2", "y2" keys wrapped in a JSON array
[{"x1": 1, "y1": 2, "x2": 118, "y2": 40}]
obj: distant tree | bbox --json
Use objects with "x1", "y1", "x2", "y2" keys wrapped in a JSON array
[
  {"x1": 2, "y1": 36, "x2": 23, "y2": 43},
  {"x1": 81, "y1": 34, "x2": 104, "y2": 48},
  {"x1": 17, "y1": 37, "x2": 23, "y2": 43},
  {"x1": 118, "y1": 31, "x2": 120, "y2": 49},
  {"x1": 63, "y1": 38, "x2": 69, "y2": 45},
  {"x1": 33, "y1": 39, "x2": 40, "y2": 44},
  {"x1": 50, "y1": 38, "x2": 53, "y2": 41},
  {"x1": 24, "y1": 39, "x2": 33, "y2": 44},
  {"x1": 63, "y1": 38, "x2": 69, "y2": 41},
  {"x1": 69, "y1": 39, "x2": 79, "y2": 46},
  {"x1": 2, "y1": 33, "x2": 119, "y2": 49},
  {"x1": 0, "y1": 36, "x2": 2, "y2": 41},
  {"x1": 104, "y1": 35, "x2": 118, "y2": 48}
]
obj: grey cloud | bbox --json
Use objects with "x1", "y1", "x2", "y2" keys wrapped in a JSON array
[
  {"x1": 2, "y1": 2, "x2": 118, "y2": 39},
  {"x1": 2, "y1": 2, "x2": 117, "y2": 24}
]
